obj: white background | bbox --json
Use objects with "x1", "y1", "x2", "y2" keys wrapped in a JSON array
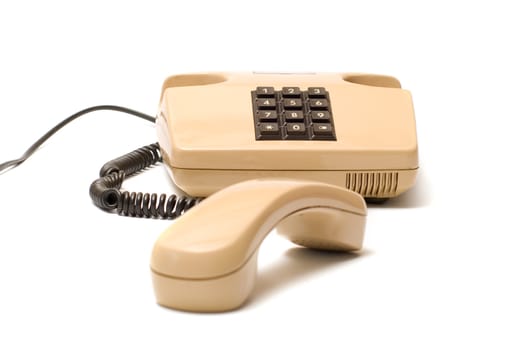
[{"x1": 1, "y1": 1, "x2": 525, "y2": 349}]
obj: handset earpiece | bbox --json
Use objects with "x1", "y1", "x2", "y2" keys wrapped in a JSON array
[{"x1": 150, "y1": 179, "x2": 367, "y2": 312}]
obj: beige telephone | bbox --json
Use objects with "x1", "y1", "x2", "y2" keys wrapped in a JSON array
[
  {"x1": 0, "y1": 71, "x2": 418, "y2": 313},
  {"x1": 151, "y1": 72, "x2": 418, "y2": 312}
]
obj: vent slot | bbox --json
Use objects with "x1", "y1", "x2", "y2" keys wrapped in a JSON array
[{"x1": 345, "y1": 172, "x2": 399, "y2": 197}]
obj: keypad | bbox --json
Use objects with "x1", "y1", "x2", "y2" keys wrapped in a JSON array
[{"x1": 251, "y1": 87, "x2": 336, "y2": 140}]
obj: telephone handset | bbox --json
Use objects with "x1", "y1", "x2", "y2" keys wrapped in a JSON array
[
  {"x1": 152, "y1": 179, "x2": 367, "y2": 312},
  {"x1": 0, "y1": 71, "x2": 418, "y2": 312}
]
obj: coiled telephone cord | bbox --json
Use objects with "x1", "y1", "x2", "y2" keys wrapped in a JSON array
[
  {"x1": 0, "y1": 105, "x2": 199, "y2": 219},
  {"x1": 89, "y1": 142, "x2": 200, "y2": 219}
]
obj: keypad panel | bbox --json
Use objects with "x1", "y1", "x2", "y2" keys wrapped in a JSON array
[{"x1": 251, "y1": 87, "x2": 336, "y2": 141}]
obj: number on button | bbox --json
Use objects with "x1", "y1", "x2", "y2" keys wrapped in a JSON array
[
  {"x1": 311, "y1": 111, "x2": 330, "y2": 121},
  {"x1": 285, "y1": 111, "x2": 304, "y2": 121}
]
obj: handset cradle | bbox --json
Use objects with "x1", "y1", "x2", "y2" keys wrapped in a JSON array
[{"x1": 157, "y1": 72, "x2": 418, "y2": 199}]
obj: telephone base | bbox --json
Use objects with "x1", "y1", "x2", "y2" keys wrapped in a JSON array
[{"x1": 157, "y1": 72, "x2": 419, "y2": 199}]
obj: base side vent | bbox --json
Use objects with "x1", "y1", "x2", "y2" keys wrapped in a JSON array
[{"x1": 345, "y1": 171, "x2": 399, "y2": 197}]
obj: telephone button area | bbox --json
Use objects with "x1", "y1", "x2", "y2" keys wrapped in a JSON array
[
  {"x1": 310, "y1": 111, "x2": 331, "y2": 122},
  {"x1": 259, "y1": 123, "x2": 280, "y2": 135},
  {"x1": 309, "y1": 99, "x2": 329, "y2": 109},
  {"x1": 257, "y1": 110, "x2": 278, "y2": 122},
  {"x1": 307, "y1": 87, "x2": 327, "y2": 97},
  {"x1": 256, "y1": 98, "x2": 277, "y2": 109},
  {"x1": 312, "y1": 123, "x2": 333, "y2": 136},
  {"x1": 281, "y1": 87, "x2": 301, "y2": 97},
  {"x1": 284, "y1": 111, "x2": 304, "y2": 121},
  {"x1": 286, "y1": 123, "x2": 306, "y2": 135},
  {"x1": 283, "y1": 98, "x2": 303, "y2": 109},
  {"x1": 251, "y1": 87, "x2": 336, "y2": 140},
  {"x1": 255, "y1": 86, "x2": 275, "y2": 97}
]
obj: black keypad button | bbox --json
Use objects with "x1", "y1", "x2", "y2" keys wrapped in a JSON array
[
  {"x1": 256, "y1": 98, "x2": 277, "y2": 109},
  {"x1": 259, "y1": 123, "x2": 280, "y2": 135},
  {"x1": 309, "y1": 99, "x2": 329, "y2": 109},
  {"x1": 282, "y1": 87, "x2": 301, "y2": 97},
  {"x1": 308, "y1": 87, "x2": 327, "y2": 97},
  {"x1": 310, "y1": 111, "x2": 331, "y2": 122},
  {"x1": 312, "y1": 123, "x2": 333, "y2": 135},
  {"x1": 284, "y1": 111, "x2": 304, "y2": 121},
  {"x1": 256, "y1": 86, "x2": 275, "y2": 97},
  {"x1": 286, "y1": 123, "x2": 306, "y2": 135},
  {"x1": 283, "y1": 98, "x2": 303, "y2": 109},
  {"x1": 257, "y1": 110, "x2": 278, "y2": 121}
]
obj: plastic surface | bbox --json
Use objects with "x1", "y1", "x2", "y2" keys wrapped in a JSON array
[
  {"x1": 150, "y1": 179, "x2": 366, "y2": 312},
  {"x1": 156, "y1": 72, "x2": 418, "y2": 198}
]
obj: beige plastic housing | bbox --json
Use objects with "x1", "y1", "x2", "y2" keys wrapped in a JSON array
[
  {"x1": 157, "y1": 72, "x2": 418, "y2": 198},
  {"x1": 151, "y1": 179, "x2": 366, "y2": 312}
]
